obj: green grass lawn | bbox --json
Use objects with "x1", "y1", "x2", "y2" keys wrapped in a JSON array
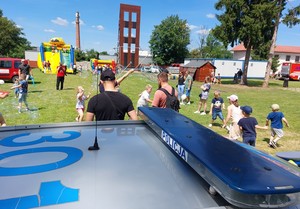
[{"x1": 1, "y1": 68, "x2": 299, "y2": 155}]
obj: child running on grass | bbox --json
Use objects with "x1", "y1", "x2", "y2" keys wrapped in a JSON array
[
  {"x1": 194, "y1": 76, "x2": 211, "y2": 115},
  {"x1": 238, "y1": 106, "x2": 268, "y2": 147},
  {"x1": 75, "y1": 86, "x2": 90, "y2": 122},
  {"x1": 209, "y1": 90, "x2": 225, "y2": 127},
  {"x1": 265, "y1": 104, "x2": 289, "y2": 148},
  {"x1": 136, "y1": 84, "x2": 152, "y2": 116}
]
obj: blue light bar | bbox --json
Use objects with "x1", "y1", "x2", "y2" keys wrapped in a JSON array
[{"x1": 139, "y1": 107, "x2": 300, "y2": 208}]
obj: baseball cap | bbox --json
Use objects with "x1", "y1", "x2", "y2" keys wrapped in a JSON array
[
  {"x1": 78, "y1": 86, "x2": 84, "y2": 91},
  {"x1": 240, "y1": 106, "x2": 252, "y2": 115},
  {"x1": 227, "y1": 94, "x2": 238, "y2": 102},
  {"x1": 271, "y1": 104, "x2": 280, "y2": 111},
  {"x1": 101, "y1": 70, "x2": 115, "y2": 81}
]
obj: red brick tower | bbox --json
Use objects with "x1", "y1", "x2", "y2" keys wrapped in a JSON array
[
  {"x1": 118, "y1": 4, "x2": 141, "y2": 68},
  {"x1": 75, "y1": 11, "x2": 81, "y2": 50}
]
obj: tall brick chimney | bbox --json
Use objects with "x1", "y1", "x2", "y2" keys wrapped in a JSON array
[{"x1": 75, "y1": 11, "x2": 81, "y2": 50}]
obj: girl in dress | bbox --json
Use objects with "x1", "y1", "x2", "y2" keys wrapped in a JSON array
[{"x1": 76, "y1": 86, "x2": 90, "y2": 122}]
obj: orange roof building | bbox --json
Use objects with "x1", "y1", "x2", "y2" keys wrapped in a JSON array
[
  {"x1": 232, "y1": 44, "x2": 300, "y2": 54},
  {"x1": 232, "y1": 44, "x2": 300, "y2": 70}
]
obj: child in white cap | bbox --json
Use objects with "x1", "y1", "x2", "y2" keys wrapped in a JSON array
[
  {"x1": 223, "y1": 94, "x2": 243, "y2": 140},
  {"x1": 266, "y1": 104, "x2": 289, "y2": 148}
]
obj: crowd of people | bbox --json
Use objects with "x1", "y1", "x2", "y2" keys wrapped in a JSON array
[
  {"x1": 0, "y1": 62, "x2": 291, "y2": 149},
  {"x1": 189, "y1": 74, "x2": 289, "y2": 148},
  {"x1": 136, "y1": 71, "x2": 290, "y2": 149}
]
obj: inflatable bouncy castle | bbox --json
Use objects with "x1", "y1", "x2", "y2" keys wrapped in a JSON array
[
  {"x1": 90, "y1": 59, "x2": 116, "y2": 73},
  {"x1": 37, "y1": 38, "x2": 75, "y2": 74}
]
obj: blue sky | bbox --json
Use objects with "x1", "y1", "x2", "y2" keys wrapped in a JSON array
[{"x1": 2, "y1": 0, "x2": 300, "y2": 54}]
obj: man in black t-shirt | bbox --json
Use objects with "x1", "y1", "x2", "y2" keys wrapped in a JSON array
[
  {"x1": 86, "y1": 70, "x2": 138, "y2": 121},
  {"x1": 19, "y1": 59, "x2": 32, "y2": 81}
]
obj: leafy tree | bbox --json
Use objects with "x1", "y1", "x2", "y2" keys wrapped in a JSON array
[
  {"x1": 196, "y1": 29, "x2": 208, "y2": 58},
  {"x1": 232, "y1": 1, "x2": 300, "y2": 87},
  {"x1": 0, "y1": 9, "x2": 31, "y2": 58},
  {"x1": 251, "y1": 42, "x2": 271, "y2": 60},
  {"x1": 188, "y1": 32, "x2": 206, "y2": 58},
  {"x1": 189, "y1": 33, "x2": 232, "y2": 59},
  {"x1": 282, "y1": 5, "x2": 300, "y2": 27},
  {"x1": 75, "y1": 49, "x2": 87, "y2": 61},
  {"x1": 271, "y1": 56, "x2": 280, "y2": 73},
  {"x1": 85, "y1": 49, "x2": 99, "y2": 60},
  {"x1": 189, "y1": 49, "x2": 201, "y2": 58},
  {"x1": 99, "y1": 51, "x2": 109, "y2": 55},
  {"x1": 149, "y1": 15, "x2": 190, "y2": 65},
  {"x1": 212, "y1": 0, "x2": 279, "y2": 85},
  {"x1": 202, "y1": 33, "x2": 233, "y2": 59}
]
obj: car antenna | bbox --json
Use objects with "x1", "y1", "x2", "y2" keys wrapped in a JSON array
[{"x1": 88, "y1": 68, "x2": 100, "y2": 151}]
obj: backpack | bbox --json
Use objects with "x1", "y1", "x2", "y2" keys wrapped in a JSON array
[{"x1": 159, "y1": 87, "x2": 180, "y2": 112}]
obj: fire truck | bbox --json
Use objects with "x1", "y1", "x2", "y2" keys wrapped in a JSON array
[{"x1": 281, "y1": 62, "x2": 300, "y2": 81}]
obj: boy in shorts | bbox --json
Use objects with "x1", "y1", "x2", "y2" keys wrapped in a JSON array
[
  {"x1": 11, "y1": 73, "x2": 29, "y2": 113},
  {"x1": 266, "y1": 104, "x2": 289, "y2": 148}
]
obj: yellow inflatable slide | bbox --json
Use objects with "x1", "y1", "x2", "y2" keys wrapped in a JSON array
[{"x1": 37, "y1": 37, "x2": 76, "y2": 74}]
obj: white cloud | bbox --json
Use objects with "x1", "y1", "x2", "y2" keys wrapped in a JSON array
[
  {"x1": 206, "y1": 13, "x2": 215, "y2": 19},
  {"x1": 187, "y1": 23, "x2": 198, "y2": 30},
  {"x1": 16, "y1": 24, "x2": 22, "y2": 28},
  {"x1": 51, "y1": 17, "x2": 68, "y2": 26},
  {"x1": 196, "y1": 28, "x2": 211, "y2": 35},
  {"x1": 72, "y1": 19, "x2": 85, "y2": 25},
  {"x1": 44, "y1": 29, "x2": 55, "y2": 33},
  {"x1": 92, "y1": 25, "x2": 105, "y2": 31}
]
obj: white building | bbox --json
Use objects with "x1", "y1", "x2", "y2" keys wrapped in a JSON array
[
  {"x1": 232, "y1": 44, "x2": 300, "y2": 70},
  {"x1": 213, "y1": 59, "x2": 267, "y2": 79},
  {"x1": 184, "y1": 58, "x2": 267, "y2": 79}
]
